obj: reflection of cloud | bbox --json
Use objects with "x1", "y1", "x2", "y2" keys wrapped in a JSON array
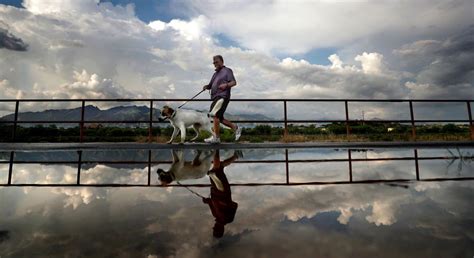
[
  {"x1": 0, "y1": 180, "x2": 473, "y2": 257},
  {"x1": 81, "y1": 165, "x2": 147, "y2": 184},
  {"x1": 12, "y1": 164, "x2": 77, "y2": 184},
  {"x1": 366, "y1": 201, "x2": 397, "y2": 226},
  {"x1": 414, "y1": 182, "x2": 441, "y2": 192},
  {"x1": 1, "y1": 147, "x2": 474, "y2": 256},
  {"x1": 233, "y1": 184, "x2": 409, "y2": 231},
  {"x1": 51, "y1": 187, "x2": 105, "y2": 209}
]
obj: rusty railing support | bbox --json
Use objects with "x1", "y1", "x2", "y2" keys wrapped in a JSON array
[
  {"x1": 467, "y1": 101, "x2": 473, "y2": 140},
  {"x1": 12, "y1": 100, "x2": 19, "y2": 141},
  {"x1": 409, "y1": 101, "x2": 416, "y2": 141},
  {"x1": 80, "y1": 100, "x2": 85, "y2": 143}
]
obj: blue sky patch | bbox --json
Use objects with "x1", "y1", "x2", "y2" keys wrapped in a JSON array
[{"x1": 0, "y1": 0, "x2": 23, "y2": 8}]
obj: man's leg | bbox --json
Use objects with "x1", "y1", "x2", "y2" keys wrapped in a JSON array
[
  {"x1": 209, "y1": 98, "x2": 227, "y2": 139},
  {"x1": 216, "y1": 99, "x2": 242, "y2": 141},
  {"x1": 206, "y1": 98, "x2": 221, "y2": 143},
  {"x1": 221, "y1": 119, "x2": 236, "y2": 131},
  {"x1": 213, "y1": 116, "x2": 220, "y2": 137}
]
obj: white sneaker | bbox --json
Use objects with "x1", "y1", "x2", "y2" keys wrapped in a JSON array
[
  {"x1": 204, "y1": 136, "x2": 220, "y2": 144},
  {"x1": 235, "y1": 126, "x2": 242, "y2": 141}
]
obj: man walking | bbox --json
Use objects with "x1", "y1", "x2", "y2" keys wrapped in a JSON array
[{"x1": 203, "y1": 55, "x2": 242, "y2": 143}]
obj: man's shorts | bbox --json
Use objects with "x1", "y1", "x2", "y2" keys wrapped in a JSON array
[{"x1": 210, "y1": 97, "x2": 230, "y2": 122}]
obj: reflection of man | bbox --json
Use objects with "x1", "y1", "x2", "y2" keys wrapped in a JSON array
[{"x1": 202, "y1": 149, "x2": 242, "y2": 238}]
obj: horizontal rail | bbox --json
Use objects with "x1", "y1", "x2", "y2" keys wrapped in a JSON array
[
  {"x1": 0, "y1": 98, "x2": 472, "y2": 102},
  {"x1": 2, "y1": 177, "x2": 473, "y2": 187},
  {"x1": 2, "y1": 156, "x2": 467, "y2": 165},
  {"x1": 3, "y1": 146, "x2": 473, "y2": 188},
  {"x1": 1, "y1": 98, "x2": 472, "y2": 143},
  {"x1": 1, "y1": 119, "x2": 472, "y2": 124}
]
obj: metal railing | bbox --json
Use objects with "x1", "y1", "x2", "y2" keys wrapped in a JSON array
[
  {"x1": 1, "y1": 148, "x2": 473, "y2": 187},
  {"x1": 0, "y1": 98, "x2": 473, "y2": 142}
]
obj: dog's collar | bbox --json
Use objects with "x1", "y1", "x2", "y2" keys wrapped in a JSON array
[
  {"x1": 170, "y1": 110, "x2": 177, "y2": 119},
  {"x1": 170, "y1": 171, "x2": 176, "y2": 181},
  {"x1": 163, "y1": 109, "x2": 177, "y2": 120}
]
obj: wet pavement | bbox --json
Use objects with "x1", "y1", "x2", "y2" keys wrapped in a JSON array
[{"x1": 0, "y1": 147, "x2": 473, "y2": 257}]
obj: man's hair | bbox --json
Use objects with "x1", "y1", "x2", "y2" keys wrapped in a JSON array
[{"x1": 213, "y1": 55, "x2": 224, "y2": 63}]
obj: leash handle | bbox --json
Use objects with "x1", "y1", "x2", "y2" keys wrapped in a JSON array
[{"x1": 178, "y1": 89, "x2": 206, "y2": 109}]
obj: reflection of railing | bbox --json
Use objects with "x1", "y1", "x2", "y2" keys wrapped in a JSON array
[
  {"x1": 1, "y1": 149, "x2": 473, "y2": 187},
  {"x1": 0, "y1": 98, "x2": 473, "y2": 142}
]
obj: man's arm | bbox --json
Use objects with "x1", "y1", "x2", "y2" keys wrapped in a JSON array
[
  {"x1": 219, "y1": 80, "x2": 236, "y2": 90},
  {"x1": 219, "y1": 68, "x2": 237, "y2": 90},
  {"x1": 227, "y1": 80, "x2": 237, "y2": 88}
]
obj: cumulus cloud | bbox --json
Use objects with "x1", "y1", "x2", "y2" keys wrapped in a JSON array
[
  {"x1": 0, "y1": 2, "x2": 410, "y2": 118},
  {"x1": 0, "y1": 0, "x2": 472, "y2": 121},
  {"x1": 22, "y1": 0, "x2": 99, "y2": 14},
  {"x1": 61, "y1": 70, "x2": 137, "y2": 99},
  {"x1": 184, "y1": 0, "x2": 473, "y2": 55},
  {"x1": 355, "y1": 52, "x2": 385, "y2": 74},
  {"x1": 0, "y1": 3, "x2": 219, "y2": 106},
  {"x1": 22, "y1": 0, "x2": 135, "y2": 17},
  {"x1": 0, "y1": 79, "x2": 25, "y2": 99},
  {"x1": 150, "y1": 15, "x2": 211, "y2": 41},
  {"x1": 261, "y1": 53, "x2": 405, "y2": 100}
]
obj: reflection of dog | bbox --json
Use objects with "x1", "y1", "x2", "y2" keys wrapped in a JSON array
[
  {"x1": 160, "y1": 106, "x2": 216, "y2": 144},
  {"x1": 157, "y1": 150, "x2": 214, "y2": 185}
]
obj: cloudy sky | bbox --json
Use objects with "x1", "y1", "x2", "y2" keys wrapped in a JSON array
[{"x1": 0, "y1": 0, "x2": 473, "y2": 117}]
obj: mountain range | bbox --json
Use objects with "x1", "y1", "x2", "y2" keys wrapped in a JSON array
[{"x1": 0, "y1": 105, "x2": 273, "y2": 127}]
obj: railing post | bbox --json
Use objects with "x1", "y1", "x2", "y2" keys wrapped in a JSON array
[
  {"x1": 345, "y1": 101, "x2": 350, "y2": 141},
  {"x1": 8, "y1": 151, "x2": 14, "y2": 185},
  {"x1": 283, "y1": 100, "x2": 288, "y2": 138},
  {"x1": 409, "y1": 101, "x2": 416, "y2": 141},
  {"x1": 467, "y1": 101, "x2": 473, "y2": 141},
  {"x1": 285, "y1": 149, "x2": 289, "y2": 184},
  {"x1": 348, "y1": 149, "x2": 352, "y2": 182},
  {"x1": 12, "y1": 100, "x2": 19, "y2": 142},
  {"x1": 148, "y1": 101, "x2": 153, "y2": 143},
  {"x1": 77, "y1": 150, "x2": 82, "y2": 185},
  {"x1": 414, "y1": 149, "x2": 419, "y2": 181},
  {"x1": 148, "y1": 149, "x2": 152, "y2": 186},
  {"x1": 80, "y1": 100, "x2": 85, "y2": 143}
]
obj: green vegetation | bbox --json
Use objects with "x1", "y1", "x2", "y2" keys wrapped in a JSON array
[{"x1": 0, "y1": 122, "x2": 471, "y2": 143}]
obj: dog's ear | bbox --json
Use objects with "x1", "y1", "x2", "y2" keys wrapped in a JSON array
[{"x1": 161, "y1": 106, "x2": 169, "y2": 116}]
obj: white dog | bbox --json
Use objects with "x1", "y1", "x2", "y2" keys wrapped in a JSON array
[
  {"x1": 160, "y1": 105, "x2": 216, "y2": 144},
  {"x1": 156, "y1": 149, "x2": 214, "y2": 185}
]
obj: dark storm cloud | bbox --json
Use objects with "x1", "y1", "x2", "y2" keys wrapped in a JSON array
[
  {"x1": 424, "y1": 26, "x2": 474, "y2": 86},
  {"x1": 396, "y1": 25, "x2": 474, "y2": 87},
  {"x1": 0, "y1": 230, "x2": 9, "y2": 243},
  {"x1": 0, "y1": 27, "x2": 28, "y2": 51}
]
